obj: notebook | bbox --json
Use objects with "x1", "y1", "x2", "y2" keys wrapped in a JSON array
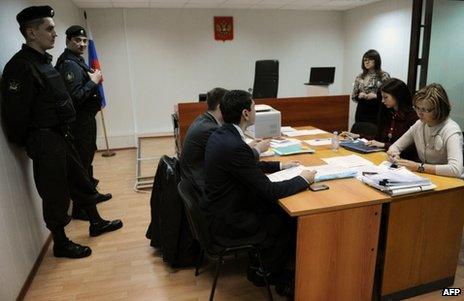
[{"x1": 340, "y1": 140, "x2": 384, "y2": 153}]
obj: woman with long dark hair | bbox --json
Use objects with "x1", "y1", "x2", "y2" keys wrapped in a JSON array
[
  {"x1": 351, "y1": 49, "x2": 390, "y2": 124},
  {"x1": 365, "y1": 78, "x2": 419, "y2": 160}
]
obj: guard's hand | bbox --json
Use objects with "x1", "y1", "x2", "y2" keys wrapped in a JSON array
[
  {"x1": 254, "y1": 139, "x2": 271, "y2": 154},
  {"x1": 300, "y1": 169, "x2": 317, "y2": 184},
  {"x1": 358, "y1": 92, "x2": 367, "y2": 99},
  {"x1": 89, "y1": 69, "x2": 102, "y2": 84},
  {"x1": 282, "y1": 161, "x2": 300, "y2": 170},
  {"x1": 365, "y1": 140, "x2": 385, "y2": 148}
]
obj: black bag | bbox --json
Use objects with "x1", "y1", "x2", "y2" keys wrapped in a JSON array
[{"x1": 146, "y1": 155, "x2": 200, "y2": 267}]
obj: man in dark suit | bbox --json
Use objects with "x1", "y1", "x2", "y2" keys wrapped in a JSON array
[
  {"x1": 203, "y1": 90, "x2": 316, "y2": 294},
  {"x1": 180, "y1": 87, "x2": 269, "y2": 190},
  {"x1": 180, "y1": 87, "x2": 227, "y2": 190}
]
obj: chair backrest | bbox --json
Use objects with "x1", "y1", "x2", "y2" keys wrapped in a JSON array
[
  {"x1": 351, "y1": 121, "x2": 378, "y2": 137},
  {"x1": 252, "y1": 60, "x2": 279, "y2": 99},
  {"x1": 178, "y1": 180, "x2": 214, "y2": 253}
]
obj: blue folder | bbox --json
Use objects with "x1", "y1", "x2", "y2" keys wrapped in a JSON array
[{"x1": 340, "y1": 140, "x2": 384, "y2": 153}]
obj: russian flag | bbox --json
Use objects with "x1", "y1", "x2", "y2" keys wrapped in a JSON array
[{"x1": 86, "y1": 17, "x2": 107, "y2": 108}]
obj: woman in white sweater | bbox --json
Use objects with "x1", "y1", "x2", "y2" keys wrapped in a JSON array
[{"x1": 387, "y1": 83, "x2": 463, "y2": 178}]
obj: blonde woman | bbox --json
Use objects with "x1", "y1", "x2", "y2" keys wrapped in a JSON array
[{"x1": 387, "y1": 83, "x2": 463, "y2": 178}]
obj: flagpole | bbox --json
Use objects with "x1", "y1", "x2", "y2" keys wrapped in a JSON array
[
  {"x1": 100, "y1": 109, "x2": 115, "y2": 157},
  {"x1": 84, "y1": 11, "x2": 115, "y2": 158}
]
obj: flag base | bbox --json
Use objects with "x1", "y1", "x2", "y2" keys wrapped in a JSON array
[{"x1": 102, "y1": 150, "x2": 116, "y2": 157}]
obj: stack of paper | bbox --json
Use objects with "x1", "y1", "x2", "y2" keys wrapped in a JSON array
[
  {"x1": 270, "y1": 139, "x2": 315, "y2": 156},
  {"x1": 360, "y1": 167, "x2": 436, "y2": 196}
]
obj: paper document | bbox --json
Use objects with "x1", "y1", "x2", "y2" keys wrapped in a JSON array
[
  {"x1": 304, "y1": 138, "x2": 332, "y2": 146},
  {"x1": 281, "y1": 126, "x2": 297, "y2": 133},
  {"x1": 267, "y1": 165, "x2": 357, "y2": 183},
  {"x1": 284, "y1": 129, "x2": 325, "y2": 137},
  {"x1": 260, "y1": 149, "x2": 275, "y2": 157},
  {"x1": 322, "y1": 154, "x2": 374, "y2": 168}
]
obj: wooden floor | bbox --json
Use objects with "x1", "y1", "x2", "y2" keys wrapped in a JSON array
[{"x1": 24, "y1": 137, "x2": 464, "y2": 301}]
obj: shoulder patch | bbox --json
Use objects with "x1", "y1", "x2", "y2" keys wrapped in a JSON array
[
  {"x1": 7, "y1": 80, "x2": 21, "y2": 93},
  {"x1": 65, "y1": 71, "x2": 75, "y2": 82}
]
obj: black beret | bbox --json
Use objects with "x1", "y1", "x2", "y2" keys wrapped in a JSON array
[
  {"x1": 66, "y1": 25, "x2": 87, "y2": 39},
  {"x1": 16, "y1": 6, "x2": 54, "y2": 25}
]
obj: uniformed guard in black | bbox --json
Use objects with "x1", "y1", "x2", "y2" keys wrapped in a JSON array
[
  {"x1": 1, "y1": 6, "x2": 122, "y2": 259},
  {"x1": 56, "y1": 26, "x2": 112, "y2": 220},
  {"x1": 56, "y1": 25, "x2": 102, "y2": 186}
]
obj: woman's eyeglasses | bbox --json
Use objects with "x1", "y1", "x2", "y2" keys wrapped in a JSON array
[{"x1": 413, "y1": 106, "x2": 434, "y2": 113}]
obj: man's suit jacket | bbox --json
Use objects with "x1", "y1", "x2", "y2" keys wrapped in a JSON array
[
  {"x1": 180, "y1": 112, "x2": 220, "y2": 190},
  {"x1": 203, "y1": 123, "x2": 309, "y2": 239}
]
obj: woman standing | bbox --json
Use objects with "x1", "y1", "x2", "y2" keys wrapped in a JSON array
[
  {"x1": 352, "y1": 49, "x2": 390, "y2": 124},
  {"x1": 387, "y1": 83, "x2": 463, "y2": 178}
]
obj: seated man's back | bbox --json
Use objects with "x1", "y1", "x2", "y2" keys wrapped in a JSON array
[{"x1": 179, "y1": 87, "x2": 227, "y2": 190}]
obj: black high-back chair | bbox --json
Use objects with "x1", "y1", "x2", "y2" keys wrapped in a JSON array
[
  {"x1": 177, "y1": 180, "x2": 273, "y2": 301},
  {"x1": 252, "y1": 60, "x2": 279, "y2": 99},
  {"x1": 351, "y1": 121, "x2": 378, "y2": 138}
]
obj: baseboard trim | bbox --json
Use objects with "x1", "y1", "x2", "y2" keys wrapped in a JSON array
[{"x1": 16, "y1": 234, "x2": 52, "y2": 301}]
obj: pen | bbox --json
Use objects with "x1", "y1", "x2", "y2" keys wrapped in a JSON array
[{"x1": 315, "y1": 138, "x2": 331, "y2": 141}]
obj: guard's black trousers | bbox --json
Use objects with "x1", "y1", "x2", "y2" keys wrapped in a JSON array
[
  {"x1": 71, "y1": 112, "x2": 98, "y2": 180},
  {"x1": 25, "y1": 128, "x2": 99, "y2": 231}
]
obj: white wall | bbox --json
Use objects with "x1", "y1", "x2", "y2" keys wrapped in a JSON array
[
  {"x1": 0, "y1": 1, "x2": 83, "y2": 300},
  {"x1": 428, "y1": 0, "x2": 464, "y2": 128},
  {"x1": 87, "y1": 8, "x2": 345, "y2": 146},
  {"x1": 342, "y1": 0, "x2": 413, "y2": 128}
]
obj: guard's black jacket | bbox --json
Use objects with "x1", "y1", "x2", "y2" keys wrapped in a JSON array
[
  {"x1": 1, "y1": 44, "x2": 75, "y2": 145},
  {"x1": 0, "y1": 44, "x2": 98, "y2": 231},
  {"x1": 55, "y1": 49, "x2": 101, "y2": 181},
  {"x1": 55, "y1": 48, "x2": 101, "y2": 115}
]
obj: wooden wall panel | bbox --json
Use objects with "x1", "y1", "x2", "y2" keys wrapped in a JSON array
[{"x1": 175, "y1": 95, "x2": 349, "y2": 150}]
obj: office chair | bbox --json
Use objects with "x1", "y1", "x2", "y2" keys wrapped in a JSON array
[
  {"x1": 351, "y1": 121, "x2": 378, "y2": 138},
  {"x1": 252, "y1": 60, "x2": 279, "y2": 99},
  {"x1": 177, "y1": 180, "x2": 273, "y2": 301}
]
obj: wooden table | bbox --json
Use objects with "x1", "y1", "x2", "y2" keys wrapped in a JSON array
[{"x1": 268, "y1": 128, "x2": 464, "y2": 300}]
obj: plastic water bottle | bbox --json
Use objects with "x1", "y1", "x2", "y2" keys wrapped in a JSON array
[{"x1": 331, "y1": 131, "x2": 339, "y2": 151}]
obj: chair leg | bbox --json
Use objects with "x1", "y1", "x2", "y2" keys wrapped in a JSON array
[
  {"x1": 195, "y1": 250, "x2": 204, "y2": 276},
  {"x1": 255, "y1": 249, "x2": 273, "y2": 301},
  {"x1": 210, "y1": 255, "x2": 224, "y2": 301}
]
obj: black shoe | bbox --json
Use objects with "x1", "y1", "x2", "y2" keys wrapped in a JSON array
[
  {"x1": 53, "y1": 240, "x2": 92, "y2": 258},
  {"x1": 89, "y1": 219, "x2": 123, "y2": 237},
  {"x1": 96, "y1": 193, "x2": 112, "y2": 204},
  {"x1": 247, "y1": 266, "x2": 274, "y2": 287},
  {"x1": 72, "y1": 208, "x2": 89, "y2": 221}
]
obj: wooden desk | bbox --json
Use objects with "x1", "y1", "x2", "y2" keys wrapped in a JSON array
[
  {"x1": 270, "y1": 129, "x2": 464, "y2": 300},
  {"x1": 174, "y1": 95, "x2": 349, "y2": 151}
]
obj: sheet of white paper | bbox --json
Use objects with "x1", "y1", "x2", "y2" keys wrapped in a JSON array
[
  {"x1": 304, "y1": 138, "x2": 332, "y2": 146},
  {"x1": 322, "y1": 154, "x2": 374, "y2": 168},
  {"x1": 284, "y1": 130, "x2": 323, "y2": 137},
  {"x1": 270, "y1": 139, "x2": 301, "y2": 148},
  {"x1": 281, "y1": 126, "x2": 296, "y2": 133},
  {"x1": 260, "y1": 149, "x2": 275, "y2": 157},
  {"x1": 267, "y1": 166, "x2": 306, "y2": 182}
]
